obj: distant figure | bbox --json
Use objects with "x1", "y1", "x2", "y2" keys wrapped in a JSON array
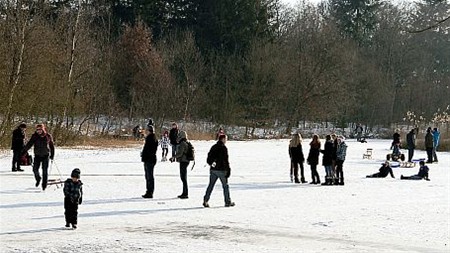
[
  {"x1": 425, "y1": 127, "x2": 434, "y2": 163},
  {"x1": 335, "y1": 136, "x2": 347, "y2": 185},
  {"x1": 432, "y1": 127, "x2": 440, "y2": 163},
  {"x1": 141, "y1": 126, "x2": 158, "y2": 199},
  {"x1": 22, "y1": 124, "x2": 55, "y2": 191},
  {"x1": 203, "y1": 135, "x2": 234, "y2": 208},
  {"x1": 401, "y1": 161, "x2": 430, "y2": 180},
  {"x1": 169, "y1": 122, "x2": 179, "y2": 158},
  {"x1": 355, "y1": 123, "x2": 363, "y2": 142},
  {"x1": 391, "y1": 129, "x2": 401, "y2": 149},
  {"x1": 320, "y1": 135, "x2": 334, "y2": 185},
  {"x1": 132, "y1": 125, "x2": 141, "y2": 140},
  {"x1": 147, "y1": 118, "x2": 154, "y2": 129},
  {"x1": 11, "y1": 123, "x2": 27, "y2": 172},
  {"x1": 216, "y1": 127, "x2": 226, "y2": 140},
  {"x1": 159, "y1": 130, "x2": 170, "y2": 162},
  {"x1": 331, "y1": 134, "x2": 338, "y2": 184},
  {"x1": 406, "y1": 129, "x2": 416, "y2": 162},
  {"x1": 307, "y1": 134, "x2": 321, "y2": 184},
  {"x1": 288, "y1": 133, "x2": 306, "y2": 184},
  {"x1": 63, "y1": 168, "x2": 83, "y2": 229},
  {"x1": 366, "y1": 161, "x2": 395, "y2": 178}
]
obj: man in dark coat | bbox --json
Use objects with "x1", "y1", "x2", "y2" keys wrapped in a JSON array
[
  {"x1": 169, "y1": 122, "x2": 179, "y2": 158},
  {"x1": 22, "y1": 124, "x2": 55, "y2": 190},
  {"x1": 406, "y1": 129, "x2": 416, "y2": 162},
  {"x1": 425, "y1": 127, "x2": 434, "y2": 163},
  {"x1": 203, "y1": 135, "x2": 234, "y2": 207},
  {"x1": 11, "y1": 123, "x2": 27, "y2": 172},
  {"x1": 141, "y1": 126, "x2": 158, "y2": 198}
]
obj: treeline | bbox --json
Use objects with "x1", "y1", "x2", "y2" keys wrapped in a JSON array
[{"x1": 0, "y1": 0, "x2": 449, "y2": 144}]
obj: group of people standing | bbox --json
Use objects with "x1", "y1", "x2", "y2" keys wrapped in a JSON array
[
  {"x1": 140, "y1": 123, "x2": 234, "y2": 207},
  {"x1": 289, "y1": 133, "x2": 348, "y2": 186},
  {"x1": 404, "y1": 127, "x2": 440, "y2": 163}
]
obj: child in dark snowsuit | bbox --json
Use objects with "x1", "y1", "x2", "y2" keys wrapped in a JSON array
[
  {"x1": 401, "y1": 161, "x2": 430, "y2": 180},
  {"x1": 366, "y1": 161, "x2": 395, "y2": 178},
  {"x1": 63, "y1": 168, "x2": 83, "y2": 229}
]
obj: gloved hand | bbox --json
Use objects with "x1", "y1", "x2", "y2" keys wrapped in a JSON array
[
  {"x1": 50, "y1": 155, "x2": 54, "y2": 161},
  {"x1": 225, "y1": 169, "x2": 231, "y2": 178},
  {"x1": 169, "y1": 157, "x2": 175, "y2": 163}
]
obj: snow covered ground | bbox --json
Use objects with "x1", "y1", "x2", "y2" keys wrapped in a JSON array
[{"x1": 0, "y1": 139, "x2": 449, "y2": 252}]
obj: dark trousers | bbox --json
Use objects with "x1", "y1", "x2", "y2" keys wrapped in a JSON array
[
  {"x1": 64, "y1": 197, "x2": 79, "y2": 225},
  {"x1": 291, "y1": 161, "x2": 305, "y2": 181},
  {"x1": 33, "y1": 155, "x2": 49, "y2": 189},
  {"x1": 144, "y1": 162, "x2": 155, "y2": 195},
  {"x1": 426, "y1": 148, "x2": 433, "y2": 163},
  {"x1": 336, "y1": 160, "x2": 344, "y2": 183},
  {"x1": 203, "y1": 170, "x2": 231, "y2": 204},
  {"x1": 310, "y1": 164, "x2": 320, "y2": 183},
  {"x1": 367, "y1": 172, "x2": 385, "y2": 178},
  {"x1": 162, "y1": 148, "x2": 168, "y2": 157},
  {"x1": 408, "y1": 148, "x2": 414, "y2": 162},
  {"x1": 12, "y1": 149, "x2": 21, "y2": 170},
  {"x1": 179, "y1": 162, "x2": 189, "y2": 196}
]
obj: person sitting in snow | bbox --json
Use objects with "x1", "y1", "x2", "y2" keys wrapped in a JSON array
[
  {"x1": 366, "y1": 161, "x2": 395, "y2": 178},
  {"x1": 400, "y1": 161, "x2": 430, "y2": 181},
  {"x1": 63, "y1": 168, "x2": 83, "y2": 229}
]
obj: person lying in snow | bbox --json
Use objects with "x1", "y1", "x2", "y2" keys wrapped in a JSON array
[
  {"x1": 366, "y1": 161, "x2": 395, "y2": 178},
  {"x1": 400, "y1": 161, "x2": 430, "y2": 181}
]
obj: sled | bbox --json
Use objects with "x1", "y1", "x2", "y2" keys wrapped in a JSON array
[
  {"x1": 47, "y1": 161, "x2": 64, "y2": 189},
  {"x1": 20, "y1": 152, "x2": 33, "y2": 166},
  {"x1": 363, "y1": 148, "x2": 373, "y2": 159},
  {"x1": 47, "y1": 179, "x2": 64, "y2": 188}
]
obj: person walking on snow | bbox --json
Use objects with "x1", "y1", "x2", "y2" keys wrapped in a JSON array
[
  {"x1": 11, "y1": 123, "x2": 27, "y2": 172},
  {"x1": 63, "y1": 168, "x2": 83, "y2": 229},
  {"x1": 335, "y1": 136, "x2": 347, "y2": 185},
  {"x1": 141, "y1": 126, "x2": 158, "y2": 199},
  {"x1": 22, "y1": 124, "x2": 55, "y2": 191},
  {"x1": 288, "y1": 133, "x2": 306, "y2": 183},
  {"x1": 203, "y1": 135, "x2": 235, "y2": 207}
]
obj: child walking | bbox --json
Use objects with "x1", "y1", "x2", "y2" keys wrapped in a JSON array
[{"x1": 64, "y1": 168, "x2": 83, "y2": 229}]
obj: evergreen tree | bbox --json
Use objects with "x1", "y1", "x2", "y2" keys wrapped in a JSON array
[{"x1": 329, "y1": 0, "x2": 382, "y2": 46}]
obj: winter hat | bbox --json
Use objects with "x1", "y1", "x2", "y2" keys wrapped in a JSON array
[
  {"x1": 71, "y1": 168, "x2": 81, "y2": 179},
  {"x1": 147, "y1": 125, "x2": 154, "y2": 133},
  {"x1": 19, "y1": 123, "x2": 27, "y2": 128},
  {"x1": 338, "y1": 135, "x2": 345, "y2": 141},
  {"x1": 177, "y1": 130, "x2": 188, "y2": 141}
]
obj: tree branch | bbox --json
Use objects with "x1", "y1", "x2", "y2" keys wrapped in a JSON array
[{"x1": 409, "y1": 15, "x2": 450, "y2": 33}]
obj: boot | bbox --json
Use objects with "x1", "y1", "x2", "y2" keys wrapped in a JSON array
[
  {"x1": 294, "y1": 177, "x2": 300, "y2": 184},
  {"x1": 301, "y1": 178, "x2": 307, "y2": 183},
  {"x1": 142, "y1": 192, "x2": 153, "y2": 198},
  {"x1": 333, "y1": 179, "x2": 339, "y2": 185},
  {"x1": 321, "y1": 178, "x2": 330, "y2": 185}
]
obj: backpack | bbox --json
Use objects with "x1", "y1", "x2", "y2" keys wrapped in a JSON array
[{"x1": 185, "y1": 141, "x2": 195, "y2": 161}]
